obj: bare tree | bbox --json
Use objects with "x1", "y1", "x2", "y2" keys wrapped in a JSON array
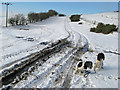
[
  {"x1": 8, "y1": 17, "x2": 15, "y2": 26},
  {"x1": 14, "y1": 14, "x2": 25, "y2": 25},
  {"x1": 20, "y1": 16, "x2": 26, "y2": 25}
]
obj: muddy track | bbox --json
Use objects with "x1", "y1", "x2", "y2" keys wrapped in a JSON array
[
  {"x1": 1, "y1": 17, "x2": 89, "y2": 89},
  {"x1": 37, "y1": 18, "x2": 89, "y2": 88},
  {"x1": 59, "y1": 36, "x2": 88, "y2": 88},
  {"x1": 0, "y1": 36, "x2": 70, "y2": 88},
  {"x1": 24, "y1": 47, "x2": 75, "y2": 88},
  {"x1": 61, "y1": 48, "x2": 86, "y2": 88},
  {"x1": 13, "y1": 19, "x2": 82, "y2": 88},
  {"x1": 60, "y1": 18, "x2": 89, "y2": 88},
  {"x1": 0, "y1": 18, "x2": 72, "y2": 89},
  {"x1": 26, "y1": 31, "x2": 89, "y2": 88},
  {"x1": 44, "y1": 48, "x2": 83, "y2": 88}
]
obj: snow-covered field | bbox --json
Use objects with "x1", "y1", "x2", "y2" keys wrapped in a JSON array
[
  {"x1": 0, "y1": 12, "x2": 119, "y2": 88},
  {"x1": 81, "y1": 12, "x2": 118, "y2": 26},
  {"x1": 0, "y1": 17, "x2": 68, "y2": 69},
  {"x1": 70, "y1": 12, "x2": 118, "y2": 88}
]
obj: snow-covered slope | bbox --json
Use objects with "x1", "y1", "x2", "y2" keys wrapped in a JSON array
[
  {"x1": 81, "y1": 12, "x2": 118, "y2": 26},
  {"x1": 69, "y1": 12, "x2": 118, "y2": 88},
  {"x1": 0, "y1": 17, "x2": 69, "y2": 69},
  {"x1": 0, "y1": 12, "x2": 119, "y2": 89}
]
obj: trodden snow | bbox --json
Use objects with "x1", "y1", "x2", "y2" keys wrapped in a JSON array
[{"x1": 0, "y1": 12, "x2": 118, "y2": 88}]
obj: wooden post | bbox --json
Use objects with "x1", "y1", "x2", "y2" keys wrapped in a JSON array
[{"x1": 2, "y1": 2, "x2": 12, "y2": 27}]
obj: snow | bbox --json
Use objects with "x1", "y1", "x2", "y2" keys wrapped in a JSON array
[
  {"x1": 0, "y1": 12, "x2": 119, "y2": 88},
  {"x1": 0, "y1": 17, "x2": 69, "y2": 70},
  {"x1": 14, "y1": 47, "x2": 74, "y2": 88},
  {"x1": 81, "y1": 12, "x2": 118, "y2": 26},
  {"x1": 69, "y1": 12, "x2": 118, "y2": 88},
  {"x1": 13, "y1": 17, "x2": 87, "y2": 88}
]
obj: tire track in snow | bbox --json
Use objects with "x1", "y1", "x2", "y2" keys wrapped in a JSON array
[
  {"x1": 50, "y1": 17, "x2": 89, "y2": 88},
  {"x1": 35, "y1": 18, "x2": 89, "y2": 88},
  {"x1": 19, "y1": 18, "x2": 77, "y2": 88},
  {"x1": 1, "y1": 37, "x2": 70, "y2": 88},
  {"x1": 23, "y1": 28, "x2": 75, "y2": 88},
  {"x1": 2, "y1": 17, "x2": 89, "y2": 89},
  {"x1": 62, "y1": 17, "x2": 89, "y2": 88},
  {"x1": 35, "y1": 48, "x2": 77, "y2": 88},
  {"x1": 61, "y1": 33, "x2": 88, "y2": 88},
  {"x1": 23, "y1": 47, "x2": 76, "y2": 88}
]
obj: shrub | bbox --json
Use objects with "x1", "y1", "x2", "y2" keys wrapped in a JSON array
[
  {"x1": 90, "y1": 22, "x2": 118, "y2": 34},
  {"x1": 14, "y1": 14, "x2": 26, "y2": 25},
  {"x1": 95, "y1": 28, "x2": 102, "y2": 33},
  {"x1": 20, "y1": 16, "x2": 26, "y2": 25},
  {"x1": 28, "y1": 10, "x2": 58, "y2": 23},
  {"x1": 9, "y1": 9, "x2": 58, "y2": 26},
  {"x1": 103, "y1": 24, "x2": 116, "y2": 34},
  {"x1": 97, "y1": 23, "x2": 104, "y2": 28},
  {"x1": 59, "y1": 14, "x2": 66, "y2": 16},
  {"x1": 9, "y1": 14, "x2": 27, "y2": 26},
  {"x1": 90, "y1": 28, "x2": 95, "y2": 32},
  {"x1": 48, "y1": 10, "x2": 58, "y2": 16},
  {"x1": 28, "y1": 12, "x2": 35, "y2": 23},
  {"x1": 70, "y1": 14, "x2": 81, "y2": 22},
  {"x1": 8, "y1": 17, "x2": 15, "y2": 26}
]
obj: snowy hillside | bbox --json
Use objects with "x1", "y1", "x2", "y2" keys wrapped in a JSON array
[
  {"x1": 0, "y1": 12, "x2": 119, "y2": 89},
  {"x1": 70, "y1": 12, "x2": 118, "y2": 88},
  {"x1": 0, "y1": 17, "x2": 68, "y2": 69},
  {"x1": 81, "y1": 12, "x2": 118, "y2": 26}
]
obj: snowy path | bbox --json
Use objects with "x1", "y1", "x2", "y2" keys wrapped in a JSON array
[
  {"x1": 1, "y1": 17, "x2": 89, "y2": 89},
  {"x1": 13, "y1": 18, "x2": 89, "y2": 88},
  {"x1": 1, "y1": 37, "x2": 70, "y2": 87}
]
